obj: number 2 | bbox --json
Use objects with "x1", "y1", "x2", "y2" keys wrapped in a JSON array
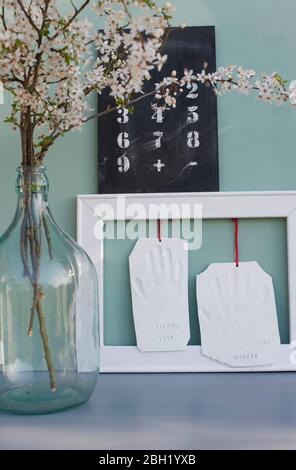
[{"x1": 186, "y1": 82, "x2": 198, "y2": 99}]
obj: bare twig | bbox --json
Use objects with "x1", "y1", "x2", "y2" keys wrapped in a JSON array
[
  {"x1": 0, "y1": 4, "x2": 7, "y2": 30},
  {"x1": 36, "y1": 297, "x2": 56, "y2": 391},
  {"x1": 16, "y1": 0, "x2": 40, "y2": 34},
  {"x1": 20, "y1": 174, "x2": 57, "y2": 391},
  {"x1": 47, "y1": 77, "x2": 68, "y2": 85},
  {"x1": 34, "y1": 88, "x2": 159, "y2": 162},
  {"x1": 51, "y1": 0, "x2": 91, "y2": 40},
  {"x1": 88, "y1": 88, "x2": 158, "y2": 121},
  {"x1": 42, "y1": 213, "x2": 53, "y2": 260},
  {"x1": 70, "y1": 0, "x2": 78, "y2": 14},
  {"x1": 28, "y1": 283, "x2": 38, "y2": 337}
]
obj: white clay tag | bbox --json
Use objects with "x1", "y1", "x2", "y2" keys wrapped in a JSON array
[
  {"x1": 129, "y1": 238, "x2": 190, "y2": 352},
  {"x1": 196, "y1": 262, "x2": 281, "y2": 367}
]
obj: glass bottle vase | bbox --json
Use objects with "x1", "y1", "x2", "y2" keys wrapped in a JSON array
[{"x1": 0, "y1": 166, "x2": 99, "y2": 414}]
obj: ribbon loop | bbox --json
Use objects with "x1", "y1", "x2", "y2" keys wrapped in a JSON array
[{"x1": 157, "y1": 219, "x2": 161, "y2": 242}]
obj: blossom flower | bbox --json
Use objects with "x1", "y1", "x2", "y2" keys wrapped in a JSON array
[
  {"x1": 181, "y1": 69, "x2": 196, "y2": 85},
  {"x1": 163, "y1": 2, "x2": 176, "y2": 16},
  {"x1": 0, "y1": 0, "x2": 295, "y2": 164},
  {"x1": 0, "y1": 0, "x2": 174, "y2": 163}
]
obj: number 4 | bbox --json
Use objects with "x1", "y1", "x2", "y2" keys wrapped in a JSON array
[{"x1": 152, "y1": 107, "x2": 164, "y2": 123}]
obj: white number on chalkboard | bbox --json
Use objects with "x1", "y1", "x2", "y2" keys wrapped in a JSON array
[
  {"x1": 186, "y1": 106, "x2": 199, "y2": 125},
  {"x1": 152, "y1": 107, "x2": 164, "y2": 123},
  {"x1": 117, "y1": 108, "x2": 129, "y2": 124},
  {"x1": 186, "y1": 82, "x2": 199, "y2": 99},
  {"x1": 117, "y1": 154, "x2": 130, "y2": 173},
  {"x1": 117, "y1": 131, "x2": 130, "y2": 149},
  {"x1": 153, "y1": 131, "x2": 164, "y2": 149},
  {"x1": 187, "y1": 131, "x2": 200, "y2": 148}
]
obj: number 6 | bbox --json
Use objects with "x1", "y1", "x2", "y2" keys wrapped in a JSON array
[{"x1": 117, "y1": 132, "x2": 130, "y2": 149}]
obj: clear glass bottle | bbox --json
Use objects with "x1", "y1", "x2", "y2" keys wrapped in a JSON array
[{"x1": 0, "y1": 166, "x2": 99, "y2": 414}]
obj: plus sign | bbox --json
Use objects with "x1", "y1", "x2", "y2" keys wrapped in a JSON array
[{"x1": 153, "y1": 159, "x2": 165, "y2": 173}]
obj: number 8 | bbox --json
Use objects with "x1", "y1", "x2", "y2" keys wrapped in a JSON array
[{"x1": 187, "y1": 131, "x2": 200, "y2": 148}]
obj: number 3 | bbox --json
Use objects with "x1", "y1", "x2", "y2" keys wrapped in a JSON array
[{"x1": 117, "y1": 108, "x2": 129, "y2": 124}]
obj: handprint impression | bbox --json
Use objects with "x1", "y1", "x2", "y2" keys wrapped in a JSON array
[
  {"x1": 130, "y1": 239, "x2": 190, "y2": 352},
  {"x1": 197, "y1": 262, "x2": 280, "y2": 366}
]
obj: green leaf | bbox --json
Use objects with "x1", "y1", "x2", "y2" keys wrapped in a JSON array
[
  {"x1": 116, "y1": 98, "x2": 125, "y2": 106},
  {"x1": 274, "y1": 73, "x2": 285, "y2": 86},
  {"x1": 38, "y1": 136, "x2": 54, "y2": 148},
  {"x1": 64, "y1": 53, "x2": 72, "y2": 65},
  {"x1": 41, "y1": 25, "x2": 50, "y2": 37},
  {"x1": 3, "y1": 116, "x2": 14, "y2": 123},
  {"x1": 142, "y1": 0, "x2": 156, "y2": 8},
  {"x1": 30, "y1": 183, "x2": 40, "y2": 193},
  {"x1": 15, "y1": 38, "x2": 23, "y2": 48}
]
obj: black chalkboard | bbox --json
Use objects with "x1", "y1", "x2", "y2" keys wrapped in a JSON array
[{"x1": 98, "y1": 26, "x2": 219, "y2": 194}]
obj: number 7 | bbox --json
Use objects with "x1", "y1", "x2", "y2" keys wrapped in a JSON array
[{"x1": 153, "y1": 131, "x2": 164, "y2": 148}]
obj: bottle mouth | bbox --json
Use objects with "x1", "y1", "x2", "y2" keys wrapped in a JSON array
[
  {"x1": 16, "y1": 165, "x2": 49, "y2": 196},
  {"x1": 18, "y1": 165, "x2": 47, "y2": 174}
]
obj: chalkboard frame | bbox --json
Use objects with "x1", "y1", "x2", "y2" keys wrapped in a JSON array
[{"x1": 97, "y1": 26, "x2": 219, "y2": 194}]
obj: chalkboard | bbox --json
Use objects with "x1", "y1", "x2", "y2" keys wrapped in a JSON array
[{"x1": 98, "y1": 26, "x2": 219, "y2": 194}]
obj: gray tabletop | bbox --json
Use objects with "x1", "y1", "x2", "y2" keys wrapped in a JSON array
[{"x1": 1, "y1": 372, "x2": 296, "y2": 450}]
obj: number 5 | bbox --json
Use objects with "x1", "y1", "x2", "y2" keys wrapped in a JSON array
[{"x1": 187, "y1": 106, "x2": 199, "y2": 125}]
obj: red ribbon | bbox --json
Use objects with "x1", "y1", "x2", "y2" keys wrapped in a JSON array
[
  {"x1": 157, "y1": 219, "x2": 161, "y2": 242},
  {"x1": 232, "y1": 218, "x2": 239, "y2": 267}
]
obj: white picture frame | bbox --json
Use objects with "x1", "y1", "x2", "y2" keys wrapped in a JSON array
[{"x1": 77, "y1": 191, "x2": 296, "y2": 373}]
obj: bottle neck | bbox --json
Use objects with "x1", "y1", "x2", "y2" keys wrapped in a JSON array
[{"x1": 16, "y1": 165, "x2": 49, "y2": 204}]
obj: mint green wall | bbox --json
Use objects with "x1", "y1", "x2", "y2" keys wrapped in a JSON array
[{"x1": 0, "y1": 1, "x2": 295, "y2": 344}]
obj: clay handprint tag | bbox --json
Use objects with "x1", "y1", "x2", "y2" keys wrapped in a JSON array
[
  {"x1": 129, "y1": 239, "x2": 190, "y2": 352},
  {"x1": 197, "y1": 262, "x2": 281, "y2": 367}
]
